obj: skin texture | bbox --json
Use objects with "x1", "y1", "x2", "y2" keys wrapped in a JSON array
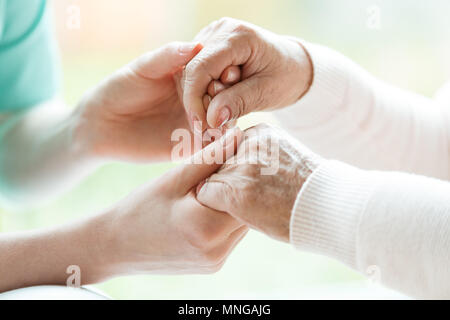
[
  {"x1": 0, "y1": 42, "x2": 249, "y2": 292},
  {"x1": 196, "y1": 124, "x2": 322, "y2": 242},
  {"x1": 0, "y1": 42, "x2": 243, "y2": 203},
  {"x1": 1, "y1": 42, "x2": 207, "y2": 203},
  {"x1": 101, "y1": 127, "x2": 247, "y2": 277},
  {"x1": 0, "y1": 128, "x2": 247, "y2": 292},
  {"x1": 182, "y1": 17, "x2": 313, "y2": 130},
  {"x1": 75, "y1": 41, "x2": 203, "y2": 162}
]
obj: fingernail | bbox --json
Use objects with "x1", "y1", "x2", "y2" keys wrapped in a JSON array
[
  {"x1": 179, "y1": 43, "x2": 198, "y2": 55},
  {"x1": 217, "y1": 107, "x2": 231, "y2": 127},
  {"x1": 226, "y1": 68, "x2": 239, "y2": 82},
  {"x1": 213, "y1": 81, "x2": 225, "y2": 95}
]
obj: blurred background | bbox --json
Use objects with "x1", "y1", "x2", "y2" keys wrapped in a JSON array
[{"x1": 1, "y1": 0, "x2": 450, "y2": 299}]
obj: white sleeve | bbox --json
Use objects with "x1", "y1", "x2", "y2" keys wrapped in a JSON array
[
  {"x1": 290, "y1": 160, "x2": 450, "y2": 299},
  {"x1": 274, "y1": 41, "x2": 450, "y2": 180}
]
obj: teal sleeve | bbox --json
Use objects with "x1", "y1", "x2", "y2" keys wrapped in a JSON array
[{"x1": 0, "y1": 0, "x2": 61, "y2": 111}]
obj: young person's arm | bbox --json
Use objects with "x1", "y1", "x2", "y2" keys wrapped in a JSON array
[
  {"x1": 0, "y1": 129, "x2": 247, "y2": 293},
  {"x1": 0, "y1": 101, "x2": 99, "y2": 204},
  {"x1": 0, "y1": 40, "x2": 208, "y2": 206}
]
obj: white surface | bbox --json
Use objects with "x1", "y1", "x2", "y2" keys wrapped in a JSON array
[{"x1": 0, "y1": 285, "x2": 110, "y2": 300}]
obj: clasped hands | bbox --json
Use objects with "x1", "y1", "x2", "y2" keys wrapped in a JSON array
[{"x1": 75, "y1": 18, "x2": 321, "y2": 280}]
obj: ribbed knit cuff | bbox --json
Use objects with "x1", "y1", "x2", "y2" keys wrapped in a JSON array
[
  {"x1": 290, "y1": 160, "x2": 377, "y2": 268},
  {"x1": 275, "y1": 40, "x2": 349, "y2": 128}
]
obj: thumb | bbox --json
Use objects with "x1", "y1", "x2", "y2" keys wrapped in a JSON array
[
  {"x1": 171, "y1": 127, "x2": 243, "y2": 194},
  {"x1": 206, "y1": 77, "x2": 265, "y2": 128},
  {"x1": 196, "y1": 180, "x2": 231, "y2": 214},
  {"x1": 130, "y1": 42, "x2": 203, "y2": 79}
]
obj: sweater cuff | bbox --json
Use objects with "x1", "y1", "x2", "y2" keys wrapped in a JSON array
[
  {"x1": 289, "y1": 160, "x2": 377, "y2": 268},
  {"x1": 274, "y1": 40, "x2": 349, "y2": 127}
]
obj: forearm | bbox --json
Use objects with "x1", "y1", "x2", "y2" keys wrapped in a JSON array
[
  {"x1": 275, "y1": 41, "x2": 450, "y2": 180},
  {"x1": 0, "y1": 100, "x2": 100, "y2": 205},
  {"x1": 0, "y1": 211, "x2": 113, "y2": 292},
  {"x1": 291, "y1": 160, "x2": 450, "y2": 299}
]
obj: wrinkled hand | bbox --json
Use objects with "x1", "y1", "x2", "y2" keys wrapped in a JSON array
[
  {"x1": 182, "y1": 18, "x2": 313, "y2": 130},
  {"x1": 100, "y1": 128, "x2": 248, "y2": 276},
  {"x1": 74, "y1": 42, "x2": 203, "y2": 163},
  {"x1": 196, "y1": 124, "x2": 321, "y2": 242}
]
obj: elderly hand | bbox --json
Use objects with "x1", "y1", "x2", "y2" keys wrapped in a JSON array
[
  {"x1": 196, "y1": 124, "x2": 322, "y2": 242},
  {"x1": 182, "y1": 18, "x2": 313, "y2": 130}
]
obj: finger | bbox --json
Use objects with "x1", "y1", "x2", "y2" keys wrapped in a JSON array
[
  {"x1": 181, "y1": 192, "x2": 244, "y2": 242},
  {"x1": 196, "y1": 180, "x2": 232, "y2": 214},
  {"x1": 170, "y1": 127, "x2": 243, "y2": 194},
  {"x1": 183, "y1": 40, "x2": 251, "y2": 132},
  {"x1": 130, "y1": 42, "x2": 203, "y2": 79},
  {"x1": 206, "y1": 77, "x2": 264, "y2": 128},
  {"x1": 173, "y1": 70, "x2": 184, "y2": 104},
  {"x1": 206, "y1": 67, "x2": 241, "y2": 98},
  {"x1": 207, "y1": 80, "x2": 228, "y2": 97},
  {"x1": 220, "y1": 65, "x2": 241, "y2": 85},
  {"x1": 203, "y1": 94, "x2": 212, "y2": 112}
]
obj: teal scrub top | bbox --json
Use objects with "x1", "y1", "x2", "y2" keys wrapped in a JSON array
[{"x1": 0, "y1": 0, "x2": 60, "y2": 112}]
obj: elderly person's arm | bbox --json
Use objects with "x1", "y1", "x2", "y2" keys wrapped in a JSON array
[
  {"x1": 197, "y1": 124, "x2": 450, "y2": 299},
  {"x1": 273, "y1": 41, "x2": 450, "y2": 179}
]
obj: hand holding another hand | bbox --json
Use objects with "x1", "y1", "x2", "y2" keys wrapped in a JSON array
[
  {"x1": 91, "y1": 128, "x2": 247, "y2": 280},
  {"x1": 182, "y1": 18, "x2": 313, "y2": 130},
  {"x1": 196, "y1": 124, "x2": 322, "y2": 242}
]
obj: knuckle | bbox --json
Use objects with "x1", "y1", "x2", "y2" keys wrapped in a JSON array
[
  {"x1": 185, "y1": 58, "x2": 205, "y2": 78},
  {"x1": 252, "y1": 82, "x2": 266, "y2": 109},
  {"x1": 233, "y1": 93, "x2": 246, "y2": 118},
  {"x1": 232, "y1": 23, "x2": 256, "y2": 38}
]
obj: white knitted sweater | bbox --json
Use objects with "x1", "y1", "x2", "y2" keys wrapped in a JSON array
[{"x1": 275, "y1": 41, "x2": 450, "y2": 299}]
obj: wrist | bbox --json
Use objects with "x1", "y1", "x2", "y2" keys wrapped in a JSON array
[
  {"x1": 75, "y1": 209, "x2": 121, "y2": 283},
  {"x1": 284, "y1": 36, "x2": 313, "y2": 104},
  {"x1": 281, "y1": 150, "x2": 322, "y2": 242},
  {"x1": 70, "y1": 100, "x2": 106, "y2": 165}
]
